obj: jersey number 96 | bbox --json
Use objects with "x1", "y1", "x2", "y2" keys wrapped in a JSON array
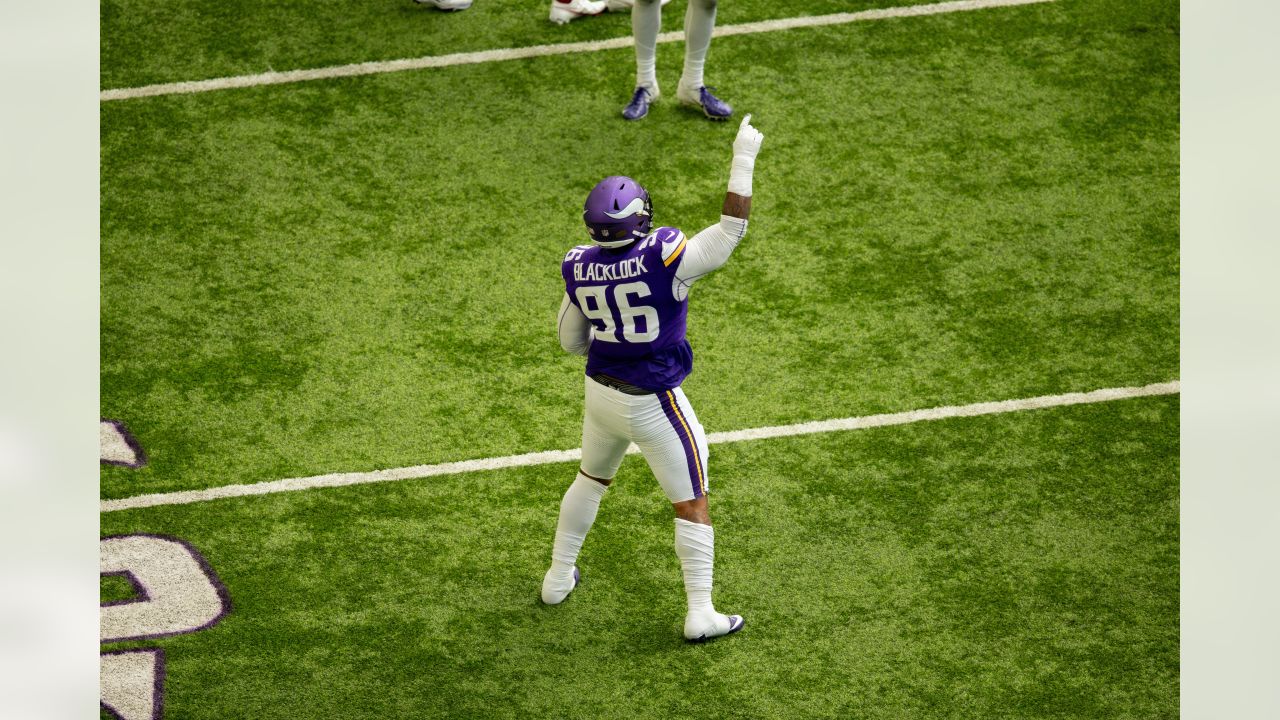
[{"x1": 575, "y1": 281, "x2": 660, "y2": 343}]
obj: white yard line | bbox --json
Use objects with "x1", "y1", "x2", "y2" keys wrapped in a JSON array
[
  {"x1": 100, "y1": 0, "x2": 1055, "y2": 102},
  {"x1": 100, "y1": 380, "x2": 1179, "y2": 513}
]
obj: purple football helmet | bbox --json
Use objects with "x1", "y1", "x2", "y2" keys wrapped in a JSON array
[{"x1": 583, "y1": 176, "x2": 653, "y2": 248}]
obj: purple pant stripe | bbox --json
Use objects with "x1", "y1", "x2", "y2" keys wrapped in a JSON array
[{"x1": 658, "y1": 391, "x2": 703, "y2": 498}]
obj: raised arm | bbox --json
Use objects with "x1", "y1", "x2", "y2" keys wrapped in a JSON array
[
  {"x1": 557, "y1": 291, "x2": 592, "y2": 356},
  {"x1": 674, "y1": 115, "x2": 765, "y2": 294}
]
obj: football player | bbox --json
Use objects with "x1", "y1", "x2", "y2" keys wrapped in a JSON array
[
  {"x1": 624, "y1": 0, "x2": 729, "y2": 120},
  {"x1": 542, "y1": 115, "x2": 764, "y2": 642}
]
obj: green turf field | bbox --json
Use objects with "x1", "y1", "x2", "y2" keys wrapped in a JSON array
[{"x1": 101, "y1": 0, "x2": 1179, "y2": 717}]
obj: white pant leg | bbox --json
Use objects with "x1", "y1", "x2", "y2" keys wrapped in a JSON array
[
  {"x1": 679, "y1": 0, "x2": 718, "y2": 92},
  {"x1": 632, "y1": 386, "x2": 709, "y2": 503},
  {"x1": 580, "y1": 376, "x2": 635, "y2": 480},
  {"x1": 632, "y1": 0, "x2": 662, "y2": 92},
  {"x1": 583, "y1": 378, "x2": 709, "y2": 502}
]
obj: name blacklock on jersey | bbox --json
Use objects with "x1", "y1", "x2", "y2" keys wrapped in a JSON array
[{"x1": 571, "y1": 254, "x2": 649, "y2": 283}]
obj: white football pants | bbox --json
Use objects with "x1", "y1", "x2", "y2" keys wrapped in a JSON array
[{"x1": 580, "y1": 377, "x2": 709, "y2": 503}]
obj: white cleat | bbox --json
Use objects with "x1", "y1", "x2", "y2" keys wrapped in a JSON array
[
  {"x1": 414, "y1": 0, "x2": 473, "y2": 10},
  {"x1": 549, "y1": 0, "x2": 608, "y2": 24},
  {"x1": 606, "y1": 0, "x2": 671, "y2": 10},
  {"x1": 684, "y1": 611, "x2": 745, "y2": 642},
  {"x1": 541, "y1": 566, "x2": 581, "y2": 605}
]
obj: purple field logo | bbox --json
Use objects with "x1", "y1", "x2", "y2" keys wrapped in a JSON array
[{"x1": 100, "y1": 534, "x2": 231, "y2": 719}]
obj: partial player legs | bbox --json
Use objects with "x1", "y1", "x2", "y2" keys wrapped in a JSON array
[
  {"x1": 678, "y1": 0, "x2": 715, "y2": 93},
  {"x1": 623, "y1": 0, "x2": 663, "y2": 120},
  {"x1": 542, "y1": 380, "x2": 630, "y2": 604},
  {"x1": 547, "y1": 383, "x2": 743, "y2": 639},
  {"x1": 676, "y1": 0, "x2": 733, "y2": 120},
  {"x1": 635, "y1": 388, "x2": 743, "y2": 640},
  {"x1": 633, "y1": 0, "x2": 662, "y2": 94},
  {"x1": 542, "y1": 471, "x2": 610, "y2": 604},
  {"x1": 672, "y1": 499, "x2": 745, "y2": 642}
]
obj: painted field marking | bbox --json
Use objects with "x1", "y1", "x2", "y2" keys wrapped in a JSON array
[
  {"x1": 100, "y1": 380, "x2": 1179, "y2": 513},
  {"x1": 100, "y1": 0, "x2": 1056, "y2": 102},
  {"x1": 101, "y1": 419, "x2": 147, "y2": 469}
]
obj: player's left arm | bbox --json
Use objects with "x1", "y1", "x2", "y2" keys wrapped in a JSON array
[
  {"x1": 557, "y1": 292, "x2": 592, "y2": 356},
  {"x1": 673, "y1": 115, "x2": 764, "y2": 290}
]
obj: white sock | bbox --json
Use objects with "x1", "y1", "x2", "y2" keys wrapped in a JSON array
[
  {"x1": 633, "y1": 0, "x2": 662, "y2": 93},
  {"x1": 679, "y1": 0, "x2": 717, "y2": 94},
  {"x1": 674, "y1": 518, "x2": 716, "y2": 613},
  {"x1": 548, "y1": 473, "x2": 609, "y2": 580}
]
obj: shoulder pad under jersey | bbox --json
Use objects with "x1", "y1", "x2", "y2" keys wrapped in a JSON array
[{"x1": 652, "y1": 227, "x2": 687, "y2": 267}]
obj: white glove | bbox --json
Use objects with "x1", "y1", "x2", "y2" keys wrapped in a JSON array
[
  {"x1": 728, "y1": 114, "x2": 764, "y2": 196},
  {"x1": 732, "y1": 114, "x2": 765, "y2": 161}
]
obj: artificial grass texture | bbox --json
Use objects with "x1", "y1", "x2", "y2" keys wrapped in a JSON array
[
  {"x1": 100, "y1": 2, "x2": 1180, "y2": 716},
  {"x1": 101, "y1": 0, "x2": 1178, "y2": 499},
  {"x1": 101, "y1": 0, "x2": 949, "y2": 90},
  {"x1": 100, "y1": 573, "x2": 141, "y2": 604},
  {"x1": 99, "y1": 394, "x2": 1178, "y2": 719}
]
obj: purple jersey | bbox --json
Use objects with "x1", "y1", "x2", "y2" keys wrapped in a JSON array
[{"x1": 562, "y1": 227, "x2": 692, "y2": 391}]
